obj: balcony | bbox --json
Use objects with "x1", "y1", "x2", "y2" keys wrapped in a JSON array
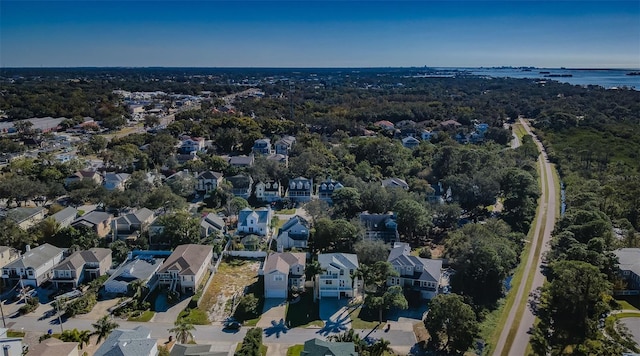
[{"x1": 319, "y1": 274, "x2": 340, "y2": 279}]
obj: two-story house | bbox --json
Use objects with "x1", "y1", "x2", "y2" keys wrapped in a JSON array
[
  {"x1": 179, "y1": 137, "x2": 206, "y2": 154},
  {"x1": 252, "y1": 138, "x2": 273, "y2": 155},
  {"x1": 317, "y1": 178, "x2": 344, "y2": 204},
  {"x1": 237, "y1": 207, "x2": 272, "y2": 236},
  {"x1": 156, "y1": 244, "x2": 213, "y2": 295},
  {"x1": 51, "y1": 248, "x2": 112, "y2": 290},
  {"x1": 2, "y1": 244, "x2": 64, "y2": 287},
  {"x1": 71, "y1": 211, "x2": 113, "y2": 238},
  {"x1": 275, "y1": 136, "x2": 296, "y2": 156},
  {"x1": 50, "y1": 207, "x2": 78, "y2": 228},
  {"x1": 287, "y1": 177, "x2": 313, "y2": 203},
  {"x1": 316, "y1": 253, "x2": 359, "y2": 300},
  {"x1": 263, "y1": 252, "x2": 306, "y2": 298},
  {"x1": 226, "y1": 174, "x2": 254, "y2": 200},
  {"x1": 381, "y1": 177, "x2": 409, "y2": 191},
  {"x1": 401, "y1": 136, "x2": 420, "y2": 149},
  {"x1": 226, "y1": 154, "x2": 254, "y2": 168},
  {"x1": 114, "y1": 208, "x2": 155, "y2": 240},
  {"x1": 103, "y1": 173, "x2": 131, "y2": 191},
  {"x1": 255, "y1": 181, "x2": 282, "y2": 203},
  {"x1": 200, "y1": 213, "x2": 226, "y2": 238},
  {"x1": 276, "y1": 215, "x2": 310, "y2": 250},
  {"x1": 613, "y1": 248, "x2": 640, "y2": 293},
  {"x1": 195, "y1": 171, "x2": 223, "y2": 194},
  {"x1": 359, "y1": 212, "x2": 399, "y2": 243},
  {"x1": 387, "y1": 242, "x2": 443, "y2": 299}
]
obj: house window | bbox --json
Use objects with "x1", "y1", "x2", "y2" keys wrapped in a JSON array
[
  {"x1": 340, "y1": 270, "x2": 344, "y2": 275},
  {"x1": 274, "y1": 275, "x2": 284, "y2": 282},
  {"x1": 325, "y1": 280, "x2": 332, "y2": 285},
  {"x1": 191, "y1": 276, "x2": 194, "y2": 281}
]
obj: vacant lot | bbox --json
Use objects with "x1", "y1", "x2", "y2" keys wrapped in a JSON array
[{"x1": 198, "y1": 259, "x2": 261, "y2": 322}]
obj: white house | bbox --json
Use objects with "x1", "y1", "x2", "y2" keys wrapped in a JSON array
[
  {"x1": 195, "y1": 171, "x2": 223, "y2": 194},
  {"x1": 276, "y1": 215, "x2": 310, "y2": 250},
  {"x1": 316, "y1": 253, "x2": 359, "y2": 299},
  {"x1": 387, "y1": 242, "x2": 443, "y2": 299},
  {"x1": 1, "y1": 244, "x2": 64, "y2": 287},
  {"x1": 94, "y1": 326, "x2": 158, "y2": 356},
  {"x1": 103, "y1": 173, "x2": 131, "y2": 191},
  {"x1": 156, "y1": 244, "x2": 213, "y2": 295},
  {"x1": 237, "y1": 207, "x2": 272, "y2": 236},
  {"x1": 263, "y1": 252, "x2": 306, "y2": 298},
  {"x1": 103, "y1": 257, "x2": 163, "y2": 295},
  {"x1": 255, "y1": 181, "x2": 282, "y2": 203}
]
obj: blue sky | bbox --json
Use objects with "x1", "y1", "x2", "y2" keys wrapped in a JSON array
[{"x1": 1, "y1": 1, "x2": 639, "y2": 68}]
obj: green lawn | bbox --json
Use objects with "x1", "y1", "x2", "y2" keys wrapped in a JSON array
[
  {"x1": 6, "y1": 330, "x2": 25, "y2": 337},
  {"x1": 286, "y1": 292, "x2": 323, "y2": 328},
  {"x1": 286, "y1": 344, "x2": 304, "y2": 356},
  {"x1": 128, "y1": 310, "x2": 155, "y2": 322},
  {"x1": 276, "y1": 208, "x2": 296, "y2": 215},
  {"x1": 616, "y1": 297, "x2": 640, "y2": 311},
  {"x1": 180, "y1": 308, "x2": 210, "y2": 325}
]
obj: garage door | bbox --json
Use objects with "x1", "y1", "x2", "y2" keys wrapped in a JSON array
[{"x1": 265, "y1": 289, "x2": 286, "y2": 298}]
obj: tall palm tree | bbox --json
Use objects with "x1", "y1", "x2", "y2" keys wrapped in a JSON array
[
  {"x1": 169, "y1": 319, "x2": 195, "y2": 344},
  {"x1": 92, "y1": 315, "x2": 119, "y2": 344},
  {"x1": 130, "y1": 279, "x2": 147, "y2": 301},
  {"x1": 59, "y1": 329, "x2": 92, "y2": 349}
]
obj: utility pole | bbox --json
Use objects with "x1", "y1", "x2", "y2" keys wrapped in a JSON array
[
  {"x1": 0, "y1": 300, "x2": 5, "y2": 328},
  {"x1": 55, "y1": 297, "x2": 64, "y2": 333}
]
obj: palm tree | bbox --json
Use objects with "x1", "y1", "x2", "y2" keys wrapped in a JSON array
[
  {"x1": 368, "y1": 338, "x2": 392, "y2": 356},
  {"x1": 169, "y1": 319, "x2": 195, "y2": 344},
  {"x1": 130, "y1": 279, "x2": 147, "y2": 301},
  {"x1": 59, "y1": 329, "x2": 92, "y2": 349},
  {"x1": 92, "y1": 315, "x2": 119, "y2": 344}
]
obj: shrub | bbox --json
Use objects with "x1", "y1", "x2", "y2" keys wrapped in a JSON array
[
  {"x1": 19, "y1": 297, "x2": 39, "y2": 314},
  {"x1": 235, "y1": 294, "x2": 260, "y2": 321},
  {"x1": 419, "y1": 247, "x2": 432, "y2": 259},
  {"x1": 235, "y1": 327, "x2": 263, "y2": 356}
]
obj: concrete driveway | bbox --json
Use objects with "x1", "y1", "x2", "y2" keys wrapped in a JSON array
[
  {"x1": 317, "y1": 299, "x2": 351, "y2": 336},
  {"x1": 153, "y1": 296, "x2": 192, "y2": 324},
  {"x1": 256, "y1": 298, "x2": 287, "y2": 328},
  {"x1": 620, "y1": 317, "x2": 640, "y2": 347}
]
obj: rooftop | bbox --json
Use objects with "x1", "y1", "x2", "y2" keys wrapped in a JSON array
[{"x1": 157, "y1": 244, "x2": 212, "y2": 276}]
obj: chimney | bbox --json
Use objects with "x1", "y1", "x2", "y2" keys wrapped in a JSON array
[{"x1": 25, "y1": 245, "x2": 30, "y2": 252}]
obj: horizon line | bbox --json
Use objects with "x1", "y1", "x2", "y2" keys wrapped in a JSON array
[{"x1": 2, "y1": 66, "x2": 639, "y2": 71}]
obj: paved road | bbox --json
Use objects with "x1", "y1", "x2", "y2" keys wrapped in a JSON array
[{"x1": 493, "y1": 118, "x2": 558, "y2": 356}]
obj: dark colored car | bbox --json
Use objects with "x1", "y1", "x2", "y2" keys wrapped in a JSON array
[{"x1": 223, "y1": 321, "x2": 242, "y2": 330}]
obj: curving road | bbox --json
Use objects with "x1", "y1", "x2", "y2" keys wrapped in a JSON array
[{"x1": 493, "y1": 118, "x2": 558, "y2": 356}]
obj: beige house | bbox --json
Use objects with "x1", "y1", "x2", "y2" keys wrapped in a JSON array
[
  {"x1": 51, "y1": 248, "x2": 112, "y2": 290},
  {"x1": 71, "y1": 211, "x2": 113, "y2": 238},
  {"x1": 28, "y1": 337, "x2": 79, "y2": 356},
  {"x1": 5, "y1": 207, "x2": 46, "y2": 230},
  {"x1": 64, "y1": 170, "x2": 102, "y2": 187},
  {"x1": 263, "y1": 252, "x2": 306, "y2": 299},
  {"x1": 156, "y1": 244, "x2": 213, "y2": 295},
  {"x1": 0, "y1": 246, "x2": 20, "y2": 269}
]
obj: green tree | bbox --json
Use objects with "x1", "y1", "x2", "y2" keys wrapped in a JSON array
[
  {"x1": 424, "y1": 293, "x2": 479, "y2": 354},
  {"x1": 331, "y1": 187, "x2": 362, "y2": 219},
  {"x1": 169, "y1": 319, "x2": 196, "y2": 344},
  {"x1": 362, "y1": 261, "x2": 406, "y2": 322},
  {"x1": 393, "y1": 199, "x2": 432, "y2": 242},
  {"x1": 91, "y1": 315, "x2": 120, "y2": 344},
  {"x1": 155, "y1": 211, "x2": 201, "y2": 248},
  {"x1": 59, "y1": 329, "x2": 92, "y2": 349},
  {"x1": 353, "y1": 239, "x2": 390, "y2": 266}
]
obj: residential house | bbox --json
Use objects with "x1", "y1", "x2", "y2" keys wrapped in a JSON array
[
  {"x1": 200, "y1": 213, "x2": 226, "y2": 238},
  {"x1": 382, "y1": 177, "x2": 409, "y2": 191},
  {"x1": 71, "y1": 211, "x2": 113, "y2": 238},
  {"x1": 401, "y1": 136, "x2": 421, "y2": 149},
  {"x1": 28, "y1": 337, "x2": 78, "y2": 356},
  {"x1": 420, "y1": 130, "x2": 435, "y2": 141},
  {"x1": 360, "y1": 212, "x2": 399, "y2": 243},
  {"x1": 427, "y1": 181, "x2": 451, "y2": 204},
  {"x1": 179, "y1": 137, "x2": 206, "y2": 154},
  {"x1": 51, "y1": 248, "x2": 112, "y2": 290},
  {"x1": 3, "y1": 207, "x2": 46, "y2": 230},
  {"x1": 196, "y1": 171, "x2": 223, "y2": 194},
  {"x1": 157, "y1": 244, "x2": 213, "y2": 295},
  {"x1": 64, "y1": 170, "x2": 102, "y2": 186},
  {"x1": 276, "y1": 215, "x2": 310, "y2": 250},
  {"x1": 387, "y1": 242, "x2": 443, "y2": 299},
  {"x1": 103, "y1": 172, "x2": 131, "y2": 191},
  {"x1": 252, "y1": 138, "x2": 273, "y2": 155},
  {"x1": 374, "y1": 120, "x2": 395, "y2": 131},
  {"x1": 0, "y1": 327, "x2": 26, "y2": 356},
  {"x1": 103, "y1": 257, "x2": 163, "y2": 295},
  {"x1": 255, "y1": 181, "x2": 282, "y2": 203},
  {"x1": 263, "y1": 252, "x2": 306, "y2": 298},
  {"x1": 475, "y1": 122, "x2": 490, "y2": 134},
  {"x1": 275, "y1": 136, "x2": 296, "y2": 156},
  {"x1": 227, "y1": 154, "x2": 254, "y2": 168},
  {"x1": 440, "y1": 119, "x2": 462, "y2": 130},
  {"x1": 317, "y1": 178, "x2": 344, "y2": 204},
  {"x1": 93, "y1": 326, "x2": 158, "y2": 356},
  {"x1": 300, "y1": 338, "x2": 357, "y2": 356},
  {"x1": 316, "y1": 253, "x2": 359, "y2": 299},
  {"x1": 226, "y1": 174, "x2": 253, "y2": 199},
  {"x1": 266, "y1": 153, "x2": 288, "y2": 166},
  {"x1": 287, "y1": 177, "x2": 313, "y2": 203},
  {"x1": 170, "y1": 344, "x2": 230, "y2": 356},
  {"x1": 50, "y1": 207, "x2": 78, "y2": 228},
  {"x1": 0, "y1": 246, "x2": 20, "y2": 269},
  {"x1": 237, "y1": 207, "x2": 272, "y2": 236},
  {"x1": 613, "y1": 248, "x2": 640, "y2": 293},
  {"x1": 2, "y1": 244, "x2": 64, "y2": 287},
  {"x1": 114, "y1": 208, "x2": 155, "y2": 240}
]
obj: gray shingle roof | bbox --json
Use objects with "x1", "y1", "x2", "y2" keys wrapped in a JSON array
[
  {"x1": 51, "y1": 207, "x2": 78, "y2": 224},
  {"x1": 73, "y1": 211, "x2": 112, "y2": 226},
  {"x1": 55, "y1": 248, "x2": 112, "y2": 271},
  {"x1": 4, "y1": 243, "x2": 63, "y2": 270},
  {"x1": 318, "y1": 253, "x2": 358, "y2": 271},
  {"x1": 157, "y1": 244, "x2": 212, "y2": 276},
  {"x1": 614, "y1": 248, "x2": 640, "y2": 277},
  {"x1": 301, "y1": 338, "x2": 357, "y2": 356},
  {"x1": 94, "y1": 326, "x2": 156, "y2": 356},
  {"x1": 388, "y1": 243, "x2": 442, "y2": 283}
]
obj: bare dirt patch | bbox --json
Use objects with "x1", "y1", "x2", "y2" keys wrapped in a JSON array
[{"x1": 198, "y1": 260, "x2": 260, "y2": 322}]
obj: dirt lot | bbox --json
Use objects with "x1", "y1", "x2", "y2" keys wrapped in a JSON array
[{"x1": 198, "y1": 260, "x2": 260, "y2": 322}]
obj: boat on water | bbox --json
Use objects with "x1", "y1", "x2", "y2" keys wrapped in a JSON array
[
  {"x1": 626, "y1": 72, "x2": 640, "y2": 76},
  {"x1": 539, "y1": 71, "x2": 551, "y2": 74},
  {"x1": 544, "y1": 74, "x2": 573, "y2": 78}
]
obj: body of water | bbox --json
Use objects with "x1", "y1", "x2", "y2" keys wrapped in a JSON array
[{"x1": 459, "y1": 68, "x2": 640, "y2": 89}]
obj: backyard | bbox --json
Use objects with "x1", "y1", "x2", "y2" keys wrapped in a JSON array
[{"x1": 198, "y1": 259, "x2": 261, "y2": 322}]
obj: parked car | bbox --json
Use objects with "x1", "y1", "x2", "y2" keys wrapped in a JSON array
[{"x1": 223, "y1": 320, "x2": 242, "y2": 330}]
